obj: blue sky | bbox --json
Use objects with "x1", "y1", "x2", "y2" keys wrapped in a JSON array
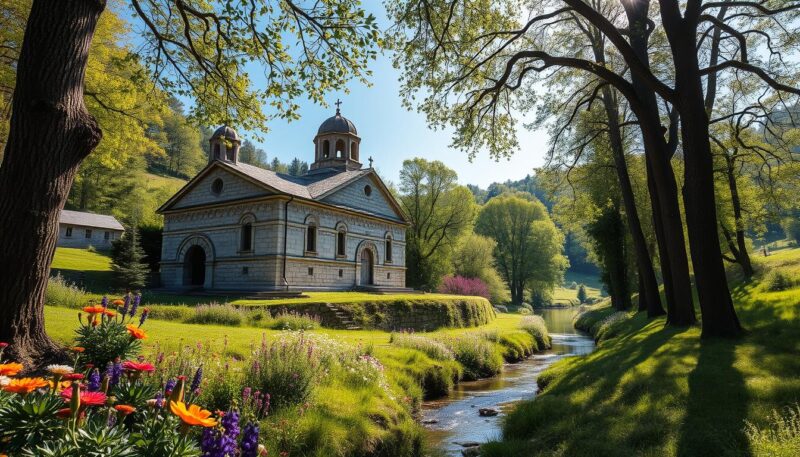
[
  {"x1": 125, "y1": 3, "x2": 550, "y2": 188},
  {"x1": 230, "y1": 3, "x2": 550, "y2": 188}
]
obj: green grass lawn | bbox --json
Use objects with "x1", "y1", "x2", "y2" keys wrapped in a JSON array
[
  {"x1": 483, "y1": 247, "x2": 800, "y2": 457},
  {"x1": 51, "y1": 247, "x2": 115, "y2": 292},
  {"x1": 44, "y1": 305, "x2": 526, "y2": 353}
]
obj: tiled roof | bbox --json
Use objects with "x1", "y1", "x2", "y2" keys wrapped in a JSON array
[
  {"x1": 59, "y1": 210, "x2": 125, "y2": 231},
  {"x1": 222, "y1": 161, "x2": 371, "y2": 200}
]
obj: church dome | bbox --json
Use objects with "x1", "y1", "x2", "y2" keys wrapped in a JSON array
[
  {"x1": 318, "y1": 112, "x2": 357, "y2": 135},
  {"x1": 211, "y1": 125, "x2": 239, "y2": 141}
]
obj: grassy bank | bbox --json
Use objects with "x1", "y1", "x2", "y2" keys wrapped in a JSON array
[
  {"x1": 482, "y1": 248, "x2": 800, "y2": 457},
  {"x1": 44, "y1": 306, "x2": 550, "y2": 455}
]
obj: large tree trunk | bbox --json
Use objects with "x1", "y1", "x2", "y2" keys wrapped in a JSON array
[
  {"x1": 722, "y1": 155, "x2": 754, "y2": 278},
  {"x1": 600, "y1": 88, "x2": 664, "y2": 317},
  {"x1": 623, "y1": 0, "x2": 696, "y2": 326},
  {"x1": 0, "y1": 0, "x2": 105, "y2": 366},
  {"x1": 585, "y1": 27, "x2": 664, "y2": 318},
  {"x1": 660, "y1": 6, "x2": 743, "y2": 338}
]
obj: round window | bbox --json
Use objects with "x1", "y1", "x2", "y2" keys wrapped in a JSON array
[
  {"x1": 364, "y1": 185, "x2": 372, "y2": 197},
  {"x1": 211, "y1": 178, "x2": 224, "y2": 195}
]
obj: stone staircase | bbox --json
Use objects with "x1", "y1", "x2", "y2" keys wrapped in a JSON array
[{"x1": 323, "y1": 303, "x2": 362, "y2": 330}]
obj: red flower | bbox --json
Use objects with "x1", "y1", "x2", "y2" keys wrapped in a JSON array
[
  {"x1": 0, "y1": 342, "x2": 8, "y2": 348},
  {"x1": 63, "y1": 373, "x2": 84, "y2": 381},
  {"x1": 60, "y1": 388, "x2": 107, "y2": 407},
  {"x1": 122, "y1": 361, "x2": 155, "y2": 373}
]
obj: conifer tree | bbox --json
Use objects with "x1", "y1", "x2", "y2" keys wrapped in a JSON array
[{"x1": 111, "y1": 226, "x2": 149, "y2": 290}]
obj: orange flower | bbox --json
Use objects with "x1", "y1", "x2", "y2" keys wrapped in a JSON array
[
  {"x1": 126, "y1": 324, "x2": 147, "y2": 340},
  {"x1": 112, "y1": 299, "x2": 125, "y2": 306},
  {"x1": 0, "y1": 363, "x2": 23, "y2": 376},
  {"x1": 169, "y1": 401, "x2": 217, "y2": 427},
  {"x1": 3, "y1": 377, "x2": 49, "y2": 394},
  {"x1": 103, "y1": 309, "x2": 117, "y2": 317},
  {"x1": 114, "y1": 404, "x2": 136, "y2": 415},
  {"x1": 72, "y1": 346, "x2": 85, "y2": 353},
  {"x1": 83, "y1": 305, "x2": 106, "y2": 314}
]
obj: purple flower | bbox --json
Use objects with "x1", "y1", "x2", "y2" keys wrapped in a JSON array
[
  {"x1": 191, "y1": 366, "x2": 203, "y2": 392},
  {"x1": 129, "y1": 294, "x2": 140, "y2": 317},
  {"x1": 121, "y1": 294, "x2": 131, "y2": 316},
  {"x1": 222, "y1": 410, "x2": 240, "y2": 438},
  {"x1": 106, "y1": 362, "x2": 122, "y2": 387},
  {"x1": 165, "y1": 378, "x2": 176, "y2": 395},
  {"x1": 101, "y1": 296, "x2": 108, "y2": 308},
  {"x1": 87, "y1": 369, "x2": 101, "y2": 392},
  {"x1": 201, "y1": 411, "x2": 239, "y2": 457},
  {"x1": 155, "y1": 391, "x2": 164, "y2": 408},
  {"x1": 139, "y1": 308, "x2": 149, "y2": 326},
  {"x1": 242, "y1": 387, "x2": 251, "y2": 401},
  {"x1": 241, "y1": 422, "x2": 260, "y2": 457}
]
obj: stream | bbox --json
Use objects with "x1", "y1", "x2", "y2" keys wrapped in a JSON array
[{"x1": 421, "y1": 308, "x2": 595, "y2": 455}]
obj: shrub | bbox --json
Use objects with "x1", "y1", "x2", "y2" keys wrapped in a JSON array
[
  {"x1": 244, "y1": 332, "x2": 323, "y2": 410},
  {"x1": 389, "y1": 333, "x2": 455, "y2": 361},
  {"x1": 745, "y1": 404, "x2": 800, "y2": 457},
  {"x1": 185, "y1": 303, "x2": 244, "y2": 326},
  {"x1": 595, "y1": 312, "x2": 629, "y2": 341},
  {"x1": 520, "y1": 315, "x2": 551, "y2": 349},
  {"x1": 438, "y1": 275, "x2": 491, "y2": 299},
  {"x1": 531, "y1": 288, "x2": 553, "y2": 307},
  {"x1": 518, "y1": 307, "x2": 532, "y2": 315},
  {"x1": 270, "y1": 311, "x2": 320, "y2": 330},
  {"x1": 577, "y1": 284, "x2": 588, "y2": 303},
  {"x1": 765, "y1": 270, "x2": 793, "y2": 292},
  {"x1": 75, "y1": 298, "x2": 147, "y2": 368},
  {"x1": 45, "y1": 274, "x2": 88, "y2": 308},
  {"x1": 446, "y1": 334, "x2": 504, "y2": 380},
  {"x1": 569, "y1": 281, "x2": 578, "y2": 290}
]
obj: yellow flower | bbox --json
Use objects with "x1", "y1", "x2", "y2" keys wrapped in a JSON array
[{"x1": 169, "y1": 401, "x2": 217, "y2": 427}]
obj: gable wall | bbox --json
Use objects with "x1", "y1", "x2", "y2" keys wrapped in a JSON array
[
  {"x1": 321, "y1": 175, "x2": 401, "y2": 220},
  {"x1": 171, "y1": 167, "x2": 271, "y2": 210}
]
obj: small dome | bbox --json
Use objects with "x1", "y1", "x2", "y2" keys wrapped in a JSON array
[
  {"x1": 211, "y1": 125, "x2": 239, "y2": 141},
  {"x1": 318, "y1": 113, "x2": 357, "y2": 135}
]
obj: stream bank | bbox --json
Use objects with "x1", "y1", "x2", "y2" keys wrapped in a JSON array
[{"x1": 421, "y1": 308, "x2": 595, "y2": 455}]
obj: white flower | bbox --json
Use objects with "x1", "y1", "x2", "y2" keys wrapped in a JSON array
[
  {"x1": 0, "y1": 375, "x2": 9, "y2": 386},
  {"x1": 46, "y1": 364, "x2": 74, "y2": 375}
]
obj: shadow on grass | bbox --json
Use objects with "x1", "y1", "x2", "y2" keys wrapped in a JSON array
[{"x1": 676, "y1": 338, "x2": 751, "y2": 457}]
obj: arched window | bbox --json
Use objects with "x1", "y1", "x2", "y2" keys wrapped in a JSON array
[
  {"x1": 239, "y1": 214, "x2": 255, "y2": 252},
  {"x1": 335, "y1": 139, "x2": 345, "y2": 158},
  {"x1": 306, "y1": 224, "x2": 317, "y2": 253},
  {"x1": 350, "y1": 141, "x2": 358, "y2": 161},
  {"x1": 240, "y1": 223, "x2": 253, "y2": 251},
  {"x1": 385, "y1": 235, "x2": 393, "y2": 263},
  {"x1": 213, "y1": 143, "x2": 221, "y2": 160},
  {"x1": 322, "y1": 140, "x2": 330, "y2": 159},
  {"x1": 336, "y1": 222, "x2": 347, "y2": 257}
]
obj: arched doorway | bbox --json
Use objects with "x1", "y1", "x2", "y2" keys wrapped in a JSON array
[
  {"x1": 360, "y1": 249, "x2": 374, "y2": 285},
  {"x1": 184, "y1": 245, "x2": 206, "y2": 287}
]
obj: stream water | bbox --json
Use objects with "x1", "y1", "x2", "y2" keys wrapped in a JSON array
[{"x1": 421, "y1": 308, "x2": 595, "y2": 455}]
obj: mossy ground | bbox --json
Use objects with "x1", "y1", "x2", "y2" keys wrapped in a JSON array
[{"x1": 483, "y1": 247, "x2": 800, "y2": 457}]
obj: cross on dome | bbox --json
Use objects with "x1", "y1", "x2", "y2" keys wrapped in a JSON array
[{"x1": 335, "y1": 98, "x2": 342, "y2": 114}]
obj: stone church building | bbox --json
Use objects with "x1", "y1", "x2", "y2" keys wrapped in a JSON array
[{"x1": 157, "y1": 107, "x2": 408, "y2": 291}]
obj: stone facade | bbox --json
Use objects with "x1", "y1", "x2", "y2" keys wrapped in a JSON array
[{"x1": 158, "y1": 114, "x2": 409, "y2": 291}]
